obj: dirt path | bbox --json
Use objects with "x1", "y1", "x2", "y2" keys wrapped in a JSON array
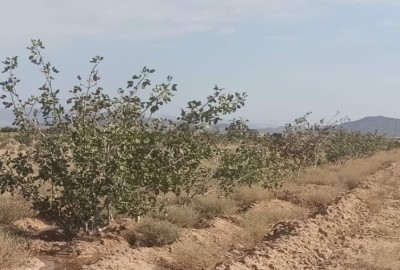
[{"x1": 217, "y1": 163, "x2": 400, "y2": 270}]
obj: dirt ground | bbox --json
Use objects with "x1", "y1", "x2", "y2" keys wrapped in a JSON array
[
  {"x1": 11, "y1": 161, "x2": 400, "y2": 270},
  {"x1": 217, "y1": 163, "x2": 400, "y2": 270}
]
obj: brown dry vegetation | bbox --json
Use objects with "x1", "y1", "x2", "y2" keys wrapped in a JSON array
[
  {"x1": 0, "y1": 228, "x2": 31, "y2": 269},
  {"x1": 0, "y1": 194, "x2": 33, "y2": 224},
  {"x1": 230, "y1": 186, "x2": 273, "y2": 208}
]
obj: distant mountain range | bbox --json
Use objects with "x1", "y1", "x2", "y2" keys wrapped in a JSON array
[
  {"x1": 1, "y1": 109, "x2": 400, "y2": 137},
  {"x1": 203, "y1": 116, "x2": 400, "y2": 137},
  {"x1": 255, "y1": 116, "x2": 400, "y2": 137},
  {"x1": 340, "y1": 116, "x2": 400, "y2": 137}
]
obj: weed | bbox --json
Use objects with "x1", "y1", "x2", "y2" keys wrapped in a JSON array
[
  {"x1": 133, "y1": 219, "x2": 180, "y2": 247},
  {"x1": 0, "y1": 194, "x2": 33, "y2": 224},
  {"x1": 231, "y1": 186, "x2": 272, "y2": 208},
  {"x1": 0, "y1": 228, "x2": 30, "y2": 269},
  {"x1": 152, "y1": 205, "x2": 200, "y2": 228},
  {"x1": 303, "y1": 187, "x2": 340, "y2": 205},
  {"x1": 236, "y1": 209, "x2": 270, "y2": 246},
  {"x1": 171, "y1": 241, "x2": 227, "y2": 270},
  {"x1": 236, "y1": 204, "x2": 307, "y2": 247},
  {"x1": 193, "y1": 196, "x2": 237, "y2": 219}
]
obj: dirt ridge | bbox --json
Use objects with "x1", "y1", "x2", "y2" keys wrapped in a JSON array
[{"x1": 216, "y1": 164, "x2": 399, "y2": 270}]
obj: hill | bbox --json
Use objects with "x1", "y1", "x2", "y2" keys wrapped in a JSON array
[
  {"x1": 341, "y1": 116, "x2": 400, "y2": 137},
  {"x1": 2, "y1": 111, "x2": 400, "y2": 137}
]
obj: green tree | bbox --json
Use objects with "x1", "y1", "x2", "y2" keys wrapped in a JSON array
[{"x1": 0, "y1": 39, "x2": 247, "y2": 238}]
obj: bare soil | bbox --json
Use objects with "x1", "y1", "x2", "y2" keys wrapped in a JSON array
[
  {"x1": 217, "y1": 163, "x2": 400, "y2": 270},
  {"x1": 11, "y1": 162, "x2": 400, "y2": 270}
]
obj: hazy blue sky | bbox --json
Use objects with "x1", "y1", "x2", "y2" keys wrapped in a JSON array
[{"x1": 1, "y1": 0, "x2": 400, "y2": 126}]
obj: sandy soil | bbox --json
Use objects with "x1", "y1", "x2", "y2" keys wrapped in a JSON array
[
  {"x1": 217, "y1": 163, "x2": 400, "y2": 270},
  {"x1": 14, "y1": 162, "x2": 400, "y2": 270}
]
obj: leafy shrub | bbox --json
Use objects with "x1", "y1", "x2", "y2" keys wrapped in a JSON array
[
  {"x1": 0, "y1": 39, "x2": 397, "y2": 239},
  {"x1": 0, "y1": 40, "x2": 247, "y2": 237}
]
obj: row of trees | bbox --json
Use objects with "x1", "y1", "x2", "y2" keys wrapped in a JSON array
[
  {"x1": 0, "y1": 40, "x2": 397, "y2": 238},
  {"x1": 220, "y1": 115, "x2": 398, "y2": 192}
]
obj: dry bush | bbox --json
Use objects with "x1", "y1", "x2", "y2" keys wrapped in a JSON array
[
  {"x1": 341, "y1": 175, "x2": 362, "y2": 190},
  {"x1": 296, "y1": 150, "x2": 400, "y2": 191},
  {"x1": 303, "y1": 186, "x2": 340, "y2": 205},
  {"x1": 0, "y1": 133, "x2": 18, "y2": 149},
  {"x1": 171, "y1": 241, "x2": 227, "y2": 270},
  {"x1": 0, "y1": 194, "x2": 33, "y2": 224},
  {"x1": 0, "y1": 228, "x2": 31, "y2": 269},
  {"x1": 236, "y1": 204, "x2": 307, "y2": 247},
  {"x1": 151, "y1": 205, "x2": 200, "y2": 228},
  {"x1": 297, "y1": 164, "x2": 363, "y2": 190},
  {"x1": 193, "y1": 196, "x2": 237, "y2": 219},
  {"x1": 124, "y1": 219, "x2": 180, "y2": 247},
  {"x1": 264, "y1": 204, "x2": 308, "y2": 223},
  {"x1": 231, "y1": 186, "x2": 273, "y2": 208},
  {"x1": 236, "y1": 209, "x2": 269, "y2": 246},
  {"x1": 297, "y1": 165, "x2": 335, "y2": 186}
]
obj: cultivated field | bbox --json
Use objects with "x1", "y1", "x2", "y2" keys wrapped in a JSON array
[
  {"x1": 1, "y1": 133, "x2": 400, "y2": 269},
  {"x1": 2, "y1": 42, "x2": 400, "y2": 269}
]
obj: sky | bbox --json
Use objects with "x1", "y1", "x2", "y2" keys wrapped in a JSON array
[{"x1": 1, "y1": 0, "x2": 400, "y2": 126}]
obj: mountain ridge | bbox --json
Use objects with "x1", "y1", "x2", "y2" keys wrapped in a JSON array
[{"x1": 1, "y1": 109, "x2": 399, "y2": 137}]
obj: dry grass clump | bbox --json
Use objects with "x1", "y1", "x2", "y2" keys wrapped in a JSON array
[
  {"x1": 124, "y1": 219, "x2": 180, "y2": 247},
  {"x1": 264, "y1": 203, "x2": 308, "y2": 222},
  {"x1": 0, "y1": 133, "x2": 18, "y2": 149},
  {"x1": 171, "y1": 241, "x2": 227, "y2": 270},
  {"x1": 193, "y1": 196, "x2": 237, "y2": 219},
  {"x1": 303, "y1": 186, "x2": 341, "y2": 205},
  {"x1": 297, "y1": 164, "x2": 364, "y2": 190},
  {"x1": 0, "y1": 194, "x2": 33, "y2": 224},
  {"x1": 236, "y1": 204, "x2": 307, "y2": 247},
  {"x1": 231, "y1": 186, "x2": 273, "y2": 208},
  {"x1": 236, "y1": 209, "x2": 270, "y2": 246},
  {"x1": 297, "y1": 150, "x2": 400, "y2": 191},
  {"x1": 0, "y1": 228, "x2": 31, "y2": 269},
  {"x1": 152, "y1": 205, "x2": 200, "y2": 228}
]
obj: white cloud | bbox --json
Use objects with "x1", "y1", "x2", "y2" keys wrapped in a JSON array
[
  {"x1": 0, "y1": 0, "x2": 313, "y2": 45},
  {"x1": 0, "y1": 0, "x2": 399, "y2": 46}
]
